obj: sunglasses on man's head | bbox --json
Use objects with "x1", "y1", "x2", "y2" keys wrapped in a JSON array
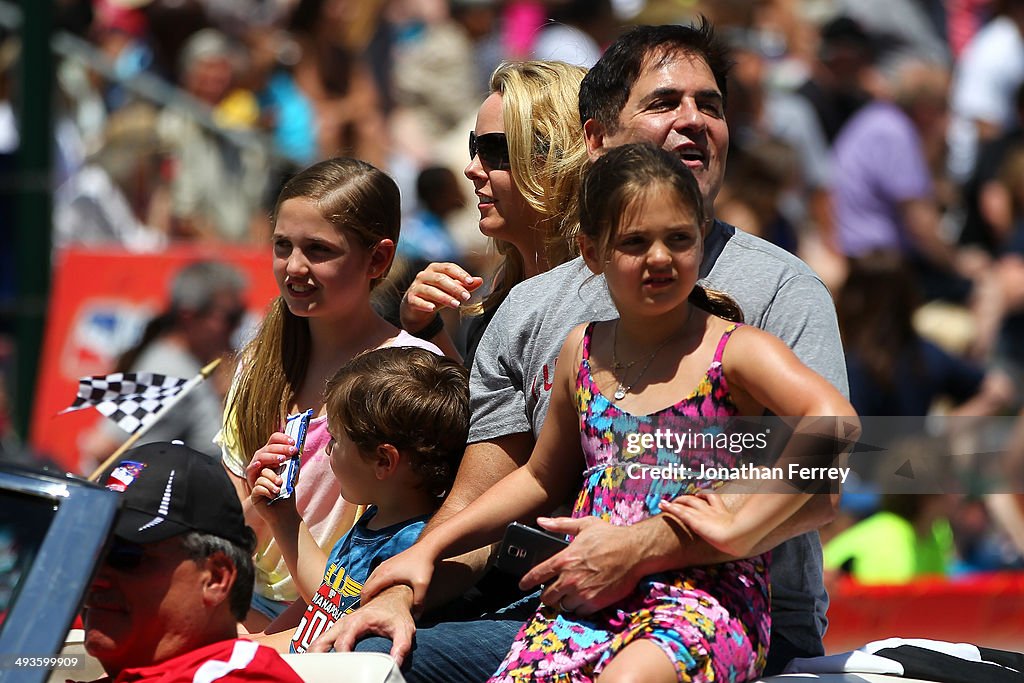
[
  {"x1": 104, "y1": 537, "x2": 147, "y2": 571},
  {"x1": 469, "y1": 131, "x2": 511, "y2": 170}
]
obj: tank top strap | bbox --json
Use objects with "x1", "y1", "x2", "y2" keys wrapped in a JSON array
[
  {"x1": 581, "y1": 321, "x2": 597, "y2": 362},
  {"x1": 713, "y1": 323, "x2": 743, "y2": 365}
]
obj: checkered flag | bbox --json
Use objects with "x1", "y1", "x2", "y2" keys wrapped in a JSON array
[
  {"x1": 64, "y1": 372, "x2": 189, "y2": 434},
  {"x1": 74, "y1": 359, "x2": 223, "y2": 482}
]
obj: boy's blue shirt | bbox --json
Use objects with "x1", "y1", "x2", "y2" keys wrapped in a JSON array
[{"x1": 289, "y1": 506, "x2": 430, "y2": 653}]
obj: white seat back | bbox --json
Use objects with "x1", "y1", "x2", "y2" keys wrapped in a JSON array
[{"x1": 281, "y1": 652, "x2": 407, "y2": 683}]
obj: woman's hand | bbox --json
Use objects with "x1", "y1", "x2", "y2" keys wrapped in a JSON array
[
  {"x1": 400, "y1": 262, "x2": 483, "y2": 334},
  {"x1": 245, "y1": 431, "x2": 297, "y2": 518},
  {"x1": 360, "y1": 543, "x2": 439, "y2": 616},
  {"x1": 307, "y1": 585, "x2": 417, "y2": 664}
]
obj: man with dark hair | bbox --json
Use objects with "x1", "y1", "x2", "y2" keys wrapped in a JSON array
[
  {"x1": 320, "y1": 19, "x2": 846, "y2": 681},
  {"x1": 78, "y1": 442, "x2": 302, "y2": 683},
  {"x1": 576, "y1": 21, "x2": 733, "y2": 138}
]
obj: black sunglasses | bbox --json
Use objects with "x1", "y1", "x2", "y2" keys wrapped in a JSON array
[
  {"x1": 469, "y1": 131, "x2": 511, "y2": 170},
  {"x1": 104, "y1": 537, "x2": 147, "y2": 571}
]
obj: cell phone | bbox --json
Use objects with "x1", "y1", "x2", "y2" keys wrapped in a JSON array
[
  {"x1": 269, "y1": 409, "x2": 313, "y2": 505},
  {"x1": 494, "y1": 523, "x2": 569, "y2": 576}
]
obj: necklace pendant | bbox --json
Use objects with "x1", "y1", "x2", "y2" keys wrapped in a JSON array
[{"x1": 613, "y1": 385, "x2": 627, "y2": 400}]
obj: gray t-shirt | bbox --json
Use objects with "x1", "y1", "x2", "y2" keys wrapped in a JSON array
[{"x1": 469, "y1": 220, "x2": 848, "y2": 655}]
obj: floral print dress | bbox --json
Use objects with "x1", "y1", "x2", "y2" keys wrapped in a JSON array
[{"x1": 488, "y1": 322, "x2": 770, "y2": 683}]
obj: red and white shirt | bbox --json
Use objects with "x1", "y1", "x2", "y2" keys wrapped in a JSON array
[{"x1": 72, "y1": 638, "x2": 303, "y2": 683}]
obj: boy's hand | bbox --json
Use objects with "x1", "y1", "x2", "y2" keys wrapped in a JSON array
[{"x1": 246, "y1": 431, "x2": 298, "y2": 517}]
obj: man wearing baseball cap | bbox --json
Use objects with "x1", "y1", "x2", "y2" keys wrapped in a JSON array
[{"x1": 80, "y1": 442, "x2": 302, "y2": 682}]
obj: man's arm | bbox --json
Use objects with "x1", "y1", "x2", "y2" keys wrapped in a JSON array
[
  {"x1": 428, "y1": 433, "x2": 535, "y2": 529},
  {"x1": 409, "y1": 433, "x2": 535, "y2": 612},
  {"x1": 363, "y1": 333, "x2": 587, "y2": 609},
  {"x1": 998, "y1": 253, "x2": 1024, "y2": 312}
]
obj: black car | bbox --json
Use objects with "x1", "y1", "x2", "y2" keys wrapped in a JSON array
[{"x1": 0, "y1": 463, "x2": 121, "y2": 683}]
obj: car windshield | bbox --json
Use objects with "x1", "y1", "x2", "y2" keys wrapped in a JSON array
[{"x1": 0, "y1": 490, "x2": 58, "y2": 637}]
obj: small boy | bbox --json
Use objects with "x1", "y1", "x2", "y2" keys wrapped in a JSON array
[{"x1": 246, "y1": 347, "x2": 469, "y2": 653}]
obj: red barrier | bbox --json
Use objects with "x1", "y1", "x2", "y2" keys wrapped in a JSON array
[
  {"x1": 29, "y1": 247, "x2": 280, "y2": 473},
  {"x1": 825, "y1": 573, "x2": 1024, "y2": 653}
]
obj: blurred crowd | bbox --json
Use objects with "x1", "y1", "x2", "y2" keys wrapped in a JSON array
[{"x1": 4, "y1": 0, "x2": 1024, "y2": 583}]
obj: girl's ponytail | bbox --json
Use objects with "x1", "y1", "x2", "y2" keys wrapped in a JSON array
[{"x1": 689, "y1": 284, "x2": 743, "y2": 323}]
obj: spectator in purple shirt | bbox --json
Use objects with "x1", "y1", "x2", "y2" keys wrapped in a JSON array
[{"x1": 831, "y1": 59, "x2": 983, "y2": 304}]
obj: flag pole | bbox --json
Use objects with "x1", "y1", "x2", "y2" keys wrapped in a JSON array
[{"x1": 88, "y1": 358, "x2": 223, "y2": 481}]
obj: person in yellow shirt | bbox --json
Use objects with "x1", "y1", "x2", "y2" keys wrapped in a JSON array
[{"x1": 824, "y1": 493, "x2": 955, "y2": 584}]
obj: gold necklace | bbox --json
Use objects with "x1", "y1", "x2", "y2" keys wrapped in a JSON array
[{"x1": 611, "y1": 321, "x2": 676, "y2": 400}]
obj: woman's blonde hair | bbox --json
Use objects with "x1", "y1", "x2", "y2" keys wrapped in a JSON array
[
  {"x1": 469, "y1": 60, "x2": 589, "y2": 316},
  {"x1": 227, "y1": 157, "x2": 401, "y2": 464}
]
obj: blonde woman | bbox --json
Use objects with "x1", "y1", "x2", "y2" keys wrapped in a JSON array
[{"x1": 400, "y1": 61, "x2": 589, "y2": 365}]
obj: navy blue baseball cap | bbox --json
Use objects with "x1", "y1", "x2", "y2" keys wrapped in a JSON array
[{"x1": 100, "y1": 442, "x2": 252, "y2": 550}]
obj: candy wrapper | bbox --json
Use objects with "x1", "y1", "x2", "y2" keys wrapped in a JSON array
[{"x1": 269, "y1": 409, "x2": 313, "y2": 505}]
